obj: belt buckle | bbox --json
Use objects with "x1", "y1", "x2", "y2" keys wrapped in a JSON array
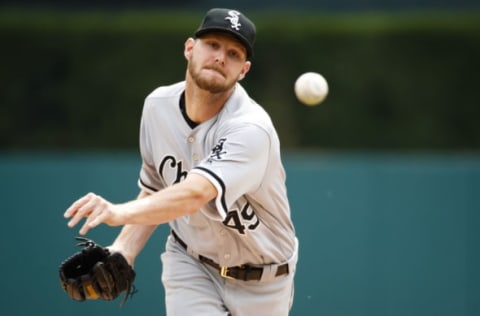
[{"x1": 220, "y1": 266, "x2": 235, "y2": 280}]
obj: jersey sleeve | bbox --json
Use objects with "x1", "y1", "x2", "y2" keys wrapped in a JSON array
[{"x1": 191, "y1": 124, "x2": 270, "y2": 220}]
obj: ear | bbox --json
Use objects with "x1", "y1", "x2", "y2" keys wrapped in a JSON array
[
  {"x1": 184, "y1": 38, "x2": 195, "y2": 60},
  {"x1": 238, "y1": 61, "x2": 251, "y2": 81}
]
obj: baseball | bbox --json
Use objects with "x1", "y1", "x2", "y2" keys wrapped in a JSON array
[{"x1": 294, "y1": 72, "x2": 329, "y2": 106}]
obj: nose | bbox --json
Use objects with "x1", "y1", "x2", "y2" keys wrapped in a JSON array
[{"x1": 215, "y1": 52, "x2": 226, "y2": 66}]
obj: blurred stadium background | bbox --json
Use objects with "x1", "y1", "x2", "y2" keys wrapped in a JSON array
[{"x1": 1, "y1": 1, "x2": 479, "y2": 315}]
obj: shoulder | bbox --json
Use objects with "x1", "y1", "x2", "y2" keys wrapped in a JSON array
[
  {"x1": 221, "y1": 84, "x2": 275, "y2": 132},
  {"x1": 147, "y1": 81, "x2": 185, "y2": 98},
  {"x1": 142, "y1": 81, "x2": 184, "y2": 113}
]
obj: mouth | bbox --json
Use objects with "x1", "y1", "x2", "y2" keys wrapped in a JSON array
[{"x1": 204, "y1": 66, "x2": 226, "y2": 78}]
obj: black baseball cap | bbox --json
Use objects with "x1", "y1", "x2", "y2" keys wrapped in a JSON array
[{"x1": 194, "y1": 8, "x2": 256, "y2": 58}]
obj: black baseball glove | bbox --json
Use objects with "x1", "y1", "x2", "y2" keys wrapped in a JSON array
[{"x1": 59, "y1": 237, "x2": 136, "y2": 306}]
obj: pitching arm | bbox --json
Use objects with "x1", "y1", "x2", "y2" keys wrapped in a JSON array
[{"x1": 64, "y1": 173, "x2": 217, "y2": 235}]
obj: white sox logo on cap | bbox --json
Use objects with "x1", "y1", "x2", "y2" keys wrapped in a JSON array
[
  {"x1": 225, "y1": 10, "x2": 241, "y2": 31},
  {"x1": 194, "y1": 8, "x2": 256, "y2": 58}
]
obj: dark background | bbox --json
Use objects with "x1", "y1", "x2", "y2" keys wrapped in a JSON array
[
  {"x1": 1, "y1": 0, "x2": 480, "y2": 10},
  {"x1": 1, "y1": 1, "x2": 480, "y2": 152}
]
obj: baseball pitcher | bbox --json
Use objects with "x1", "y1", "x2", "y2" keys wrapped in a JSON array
[{"x1": 64, "y1": 8, "x2": 298, "y2": 316}]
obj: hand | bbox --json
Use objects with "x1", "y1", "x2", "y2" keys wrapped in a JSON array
[{"x1": 64, "y1": 193, "x2": 125, "y2": 235}]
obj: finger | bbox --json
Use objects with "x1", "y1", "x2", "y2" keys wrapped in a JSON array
[
  {"x1": 79, "y1": 214, "x2": 102, "y2": 235},
  {"x1": 79, "y1": 197, "x2": 114, "y2": 235},
  {"x1": 64, "y1": 193, "x2": 95, "y2": 218},
  {"x1": 80, "y1": 207, "x2": 107, "y2": 235},
  {"x1": 68, "y1": 212, "x2": 88, "y2": 229},
  {"x1": 86, "y1": 212, "x2": 104, "y2": 230},
  {"x1": 79, "y1": 220, "x2": 92, "y2": 235},
  {"x1": 67, "y1": 194, "x2": 100, "y2": 228}
]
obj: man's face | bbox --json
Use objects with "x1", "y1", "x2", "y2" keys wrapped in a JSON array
[{"x1": 185, "y1": 33, "x2": 251, "y2": 93}]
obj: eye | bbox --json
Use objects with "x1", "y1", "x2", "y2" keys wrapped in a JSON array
[
  {"x1": 228, "y1": 49, "x2": 245, "y2": 61},
  {"x1": 228, "y1": 50, "x2": 238, "y2": 58},
  {"x1": 207, "y1": 41, "x2": 220, "y2": 49}
]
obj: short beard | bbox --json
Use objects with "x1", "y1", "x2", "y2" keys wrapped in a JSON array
[{"x1": 188, "y1": 60, "x2": 235, "y2": 94}]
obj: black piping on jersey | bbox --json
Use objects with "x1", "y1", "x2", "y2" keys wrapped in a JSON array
[
  {"x1": 179, "y1": 91, "x2": 199, "y2": 129},
  {"x1": 140, "y1": 168, "x2": 228, "y2": 218},
  {"x1": 139, "y1": 178, "x2": 158, "y2": 192},
  {"x1": 194, "y1": 166, "x2": 228, "y2": 218}
]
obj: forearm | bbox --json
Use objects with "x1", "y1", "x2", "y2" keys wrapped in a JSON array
[
  {"x1": 119, "y1": 174, "x2": 216, "y2": 226},
  {"x1": 109, "y1": 175, "x2": 216, "y2": 264},
  {"x1": 65, "y1": 173, "x2": 217, "y2": 235}
]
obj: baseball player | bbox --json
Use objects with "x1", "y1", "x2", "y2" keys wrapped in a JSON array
[{"x1": 64, "y1": 8, "x2": 298, "y2": 316}]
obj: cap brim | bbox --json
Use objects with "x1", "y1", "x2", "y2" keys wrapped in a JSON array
[{"x1": 195, "y1": 28, "x2": 253, "y2": 58}]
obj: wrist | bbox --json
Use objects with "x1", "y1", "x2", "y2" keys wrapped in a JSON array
[{"x1": 108, "y1": 245, "x2": 136, "y2": 267}]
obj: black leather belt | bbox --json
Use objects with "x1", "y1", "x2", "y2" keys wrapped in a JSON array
[{"x1": 171, "y1": 230, "x2": 289, "y2": 281}]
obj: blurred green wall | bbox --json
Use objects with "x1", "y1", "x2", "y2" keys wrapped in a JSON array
[
  {"x1": 1, "y1": 152, "x2": 479, "y2": 316},
  {"x1": 1, "y1": 10, "x2": 480, "y2": 150}
]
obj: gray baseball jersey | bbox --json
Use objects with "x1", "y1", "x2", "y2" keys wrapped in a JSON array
[{"x1": 138, "y1": 81, "x2": 297, "y2": 268}]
